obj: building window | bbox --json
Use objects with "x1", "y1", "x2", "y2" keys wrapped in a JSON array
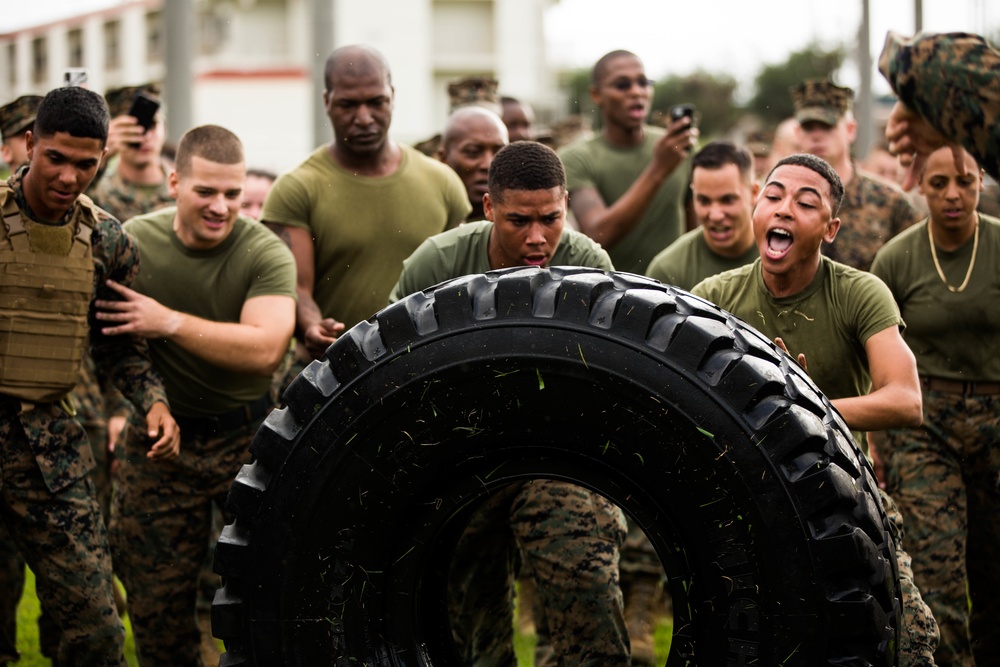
[
  {"x1": 31, "y1": 37, "x2": 47, "y2": 85},
  {"x1": 146, "y1": 11, "x2": 163, "y2": 63},
  {"x1": 104, "y1": 20, "x2": 121, "y2": 70},
  {"x1": 198, "y1": 10, "x2": 229, "y2": 56},
  {"x1": 6, "y1": 43, "x2": 15, "y2": 88},
  {"x1": 67, "y1": 28, "x2": 84, "y2": 68}
]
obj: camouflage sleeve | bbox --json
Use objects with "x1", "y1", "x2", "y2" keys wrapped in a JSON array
[
  {"x1": 879, "y1": 31, "x2": 1000, "y2": 180},
  {"x1": 88, "y1": 210, "x2": 169, "y2": 414}
]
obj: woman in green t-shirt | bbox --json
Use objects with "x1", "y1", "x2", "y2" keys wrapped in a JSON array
[{"x1": 871, "y1": 146, "x2": 1000, "y2": 667}]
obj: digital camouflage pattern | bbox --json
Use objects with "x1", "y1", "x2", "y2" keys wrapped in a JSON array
[
  {"x1": 881, "y1": 489, "x2": 941, "y2": 667},
  {"x1": 879, "y1": 31, "x2": 1000, "y2": 181},
  {"x1": 87, "y1": 160, "x2": 174, "y2": 224},
  {"x1": 791, "y1": 79, "x2": 853, "y2": 126},
  {"x1": 110, "y1": 417, "x2": 261, "y2": 666},
  {"x1": 885, "y1": 389, "x2": 1000, "y2": 667},
  {"x1": 824, "y1": 169, "x2": 920, "y2": 271},
  {"x1": 449, "y1": 480, "x2": 629, "y2": 667},
  {"x1": 0, "y1": 401, "x2": 126, "y2": 667},
  {"x1": 447, "y1": 76, "x2": 501, "y2": 114},
  {"x1": 0, "y1": 353, "x2": 126, "y2": 665},
  {"x1": 0, "y1": 95, "x2": 42, "y2": 142}
]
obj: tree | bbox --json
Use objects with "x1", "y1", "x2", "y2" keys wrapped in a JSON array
[
  {"x1": 747, "y1": 42, "x2": 845, "y2": 126},
  {"x1": 650, "y1": 70, "x2": 739, "y2": 138}
]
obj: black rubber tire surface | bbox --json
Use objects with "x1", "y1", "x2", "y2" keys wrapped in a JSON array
[{"x1": 213, "y1": 267, "x2": 900, "y2": 667}]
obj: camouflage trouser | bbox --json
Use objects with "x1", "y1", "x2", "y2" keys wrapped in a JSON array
[
  {"x1": 0, "y1": 529, "x2": 23, "y2": 663},
  {"x1": 884, "y1": 390, "x2": 1000, "y2": 667},
  {"x1": 110, "y1": 416, "x2": 258, "y2": 667},
  {"x1": 0, "y1": 403, "x2": 126, "y2": 667},
  {"x1": 620, "y1": 519, "x2": 662, "y2": 578},
  {"x1": 883, "y1": 489, "x2": 941, "y2": 666},
  {"x1": 448, "y1": 480, "x2": 629, "y2": 667},
  {"x1": 0, "y1": 421, "x2": 114, "y2": 664}
]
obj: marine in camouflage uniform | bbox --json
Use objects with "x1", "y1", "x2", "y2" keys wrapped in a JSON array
[
  {"x1": 0, "y1": 85, "x2": 175, "y2": 667},
  {"x1": 879, "y1": 31, "x2": 1000, "y2": 181},
  {"x1": 87, "y1": 160, "x2": 173, "y2": 223},
  {"x1": 791, "y1": 80, "x2": 920, "y2": 272},
  {"x1": 87, "y1": 83, "x2": 173, "y2": 224}
]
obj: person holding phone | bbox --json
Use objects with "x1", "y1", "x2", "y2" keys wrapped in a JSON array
[
  {"x1": 559, "y1": 49, "x2": 698, "y2": 275},
  {"x1": 89, "y1": 83, "x2": 174, "y2": 223}
]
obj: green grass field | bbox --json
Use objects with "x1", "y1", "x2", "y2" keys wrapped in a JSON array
[
  {"x1": 13, "y1": 569, "x2": 138, "y2": 667},
  {"x1": 14, "y1": 571, "x2": 671, "y2": 666}
]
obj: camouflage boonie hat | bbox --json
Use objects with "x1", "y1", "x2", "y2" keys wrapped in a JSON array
[
  {"x1": 447, "y1": 77, "x2": 500, "y2": 114},
  {"x1": 0, "y1": 95, "x2": 43, "y2": 141},
  {"x1": 790, "y1": 80, "x2": 853, "y2": 126},
  {"x1": 745, "y1": 129, "x2": 773, "y2": 157},
  {"x1": 104, "y1": 82, "x2": 161, "y2": 118}
]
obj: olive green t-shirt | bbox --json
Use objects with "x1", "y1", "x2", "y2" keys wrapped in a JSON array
[
  {"x1": 388, "y1": 220, "x2": 614, "y2": 302},
  {"x1": 125, "y1": 209, "x2": 297, "y2": 417},
  {"x1": 560, "y1": 126, "x2": 687, "y2": 274},
  {"x1": 645, "y1": 228, "x2": 759, "y2": 291},
  {"x1": 262, "y1": 144, "x2": 471, "y2": 329},
  {"x1": 692, "y1": 257, "x2": 903, "y2": 407},
  {"x1": 870, "y1": 214, "x2": 1000, "y2": 381}
]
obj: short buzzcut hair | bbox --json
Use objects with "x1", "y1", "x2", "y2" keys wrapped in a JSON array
[
  {"x1": 691, "y1": 141, "x2": 755, "y2": 185},
  {"x1": 33, "y1": 87, "x2": 109, "y2": 145},
  {"x1": 769, "y1": 153, "x2": 845, "y2": 216},
  {"x1": 488, "y1": 141, "x2": 565, "y2": 203},
  {"x1": 175, "y1": 125, "x2": 245, "y2": 176},
  {"x1": 591, "y1": 50, "x2": 641, "y2": 86}
]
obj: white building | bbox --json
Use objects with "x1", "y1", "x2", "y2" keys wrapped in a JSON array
[{"x1": 0, "y1": 0, "x2": 560, "y2": 172}]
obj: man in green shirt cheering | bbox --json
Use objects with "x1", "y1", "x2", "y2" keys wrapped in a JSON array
[{"x1": 692, "y1": 153, "x2": 938, "y2": 666}]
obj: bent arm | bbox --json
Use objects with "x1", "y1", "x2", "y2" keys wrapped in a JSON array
[
  {"x1": 570, "y1": 122, "x2": 694, "y2": 248},
  {"x1": 167, "y1": 295, "x2": 295, "y2": 376},
  {"x1": 831, "y1": 326, "x2": 922, "y2": 431}
]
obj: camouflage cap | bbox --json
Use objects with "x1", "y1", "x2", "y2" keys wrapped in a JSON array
[
  {"x1": 447, "y1": 77, "x2": 501, "y2": 114},
  {"x1": 104, "y1": 82, "x2": 162, "y2": 118},
  {"x1": 790, "y1": 80, "x2": 854, "y2": 126},
  {"x1": 745, "y1": 129, "x2": 773, "y2": 157},
  {"x1": 0, "y1": 95, "x2": 43, "y2": 142}
]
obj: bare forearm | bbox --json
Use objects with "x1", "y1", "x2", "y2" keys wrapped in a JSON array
[
  {"x1": 169, "y1": 313, "x2": 290, "y2": 376},
  {"x1": 832, "y1": 387, "x2": 922, "y2": 432},
  {"x1": 575, "y1": 162, "x2": 673, "y2": 248}
]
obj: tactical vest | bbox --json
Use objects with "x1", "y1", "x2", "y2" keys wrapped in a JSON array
[{"x1": 0, "y1": 185, "x2": 96, "y2": 403}]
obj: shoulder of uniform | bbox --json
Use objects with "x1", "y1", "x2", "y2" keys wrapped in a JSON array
[{"x1": 75, "y1": 192, "x2": 120, "y2": 229}]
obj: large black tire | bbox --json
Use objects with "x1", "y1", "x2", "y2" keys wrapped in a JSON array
[{"x1": 213, "y1": 267, "x2": 900, "y2": 667}]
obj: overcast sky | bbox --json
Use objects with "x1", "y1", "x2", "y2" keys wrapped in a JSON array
[{"x1": 3, "y1": 0, "x2": 997, "y2": 97}]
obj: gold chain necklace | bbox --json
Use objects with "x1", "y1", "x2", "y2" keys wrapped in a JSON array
[{"x1": 928, "y1": 214, "x2": 979, "y2": 293}]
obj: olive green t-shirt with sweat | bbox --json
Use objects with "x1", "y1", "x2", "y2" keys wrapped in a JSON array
[
  {"x1": 692, "y1": 257, "x2": 903, "y2": 446},
  {"x1": 262, "y1": 144, "x2": 471, "y2": 329},
  {"x1": 125, "y1": 208, "x2": 297, "y2": 416},
  {"x1": 870, "y1": 214, "x2": 1000, "y2": 381},
  {"x1": 645, "y1": 227, "x2": 759, "y2": 291},
  {"x1": 389, "y1": 220, "x2": 614, "y2": 302},
  {"x1": 560, "y1": 126, "x2": 687, "y2": 275}
]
